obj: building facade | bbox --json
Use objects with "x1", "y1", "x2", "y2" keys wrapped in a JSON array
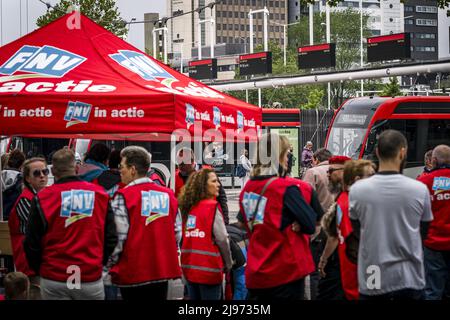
[
  {"x1": 215, "y1": 0, "x2": 288, "y2": 49},
  {"x1": 438, "y1": 7, "x2": 450, "y2": 59},
  {"x1": 404, "y1": 0, "x2": 439, "y2": 61}
]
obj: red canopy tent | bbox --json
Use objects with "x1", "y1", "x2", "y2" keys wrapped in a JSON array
[
  {"x1": 0, "y1": 13, "x2": 262, "y2": 217},
  {"x1": 0, "y1": 13, "x2": 261, "y2": 141}
]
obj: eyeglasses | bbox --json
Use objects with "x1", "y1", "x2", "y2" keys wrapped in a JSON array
[
  {"x1": 32, "y1": 168, "x2": 50, "y2": 178},
  {"x1": 327, "y1": 167, "x2": 343, "y2": 175}
]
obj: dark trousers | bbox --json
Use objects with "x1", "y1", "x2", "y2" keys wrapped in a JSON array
[
  {"x1": 186, "y1": 282, "x2": 223, "y2": 300},
  {"x1": 317, "y1": 250, "x2": 345, "y2": 300},
  {"x1": 360, "y1": 288, "x2": 423, "y2": 300},
  {"x1": 424, "y1": 247, "x2": 450, "y2": 300},
  {"x1": 248, "y1": 278, "x2": 305, "y2": 301},
  {"x1": 120, "y1": 281, "x2": 168, "y2": 301}
]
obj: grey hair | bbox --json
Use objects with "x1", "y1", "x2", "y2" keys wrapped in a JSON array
[
  {"x1": 432, "y1": 145, "x2": 450, "y2": 167},
  {"x1": 121, "y1": 146, "x2": 151, "y2": 176}
]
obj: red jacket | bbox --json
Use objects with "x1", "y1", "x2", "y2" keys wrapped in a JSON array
[
  {"x1": 38, "y1": 181, "x2": 108, "y2": 282},
  {"x1": 110, "y1": 182, "x2": 181, "y2": 285},
  {"x1": 239, "y1": 177, "x2": 315, "y2": 289},
  {"x1": 9, "y1": 187, "x2": 35, "y2": 277},
  {"x1": 418, "y1": 168, "x2": 450, "y2": 251},
  {"x1": 181, "y1": 199, "x2": 224, "y2": 285},
  {"x1": 336, "y1": 191, "x2": 359, "y2": 300}
]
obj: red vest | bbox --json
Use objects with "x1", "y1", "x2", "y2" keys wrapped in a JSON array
[
  {"x1": 38, "y1": 181, "x2": 108, "y2": 282},
  {"x1": 239, "y1": 177, "x2": 315, "y2": 289},
  {"x1": 110, "y1": 182, "x2": 181, "y2": 285},
  {"x1": 181, "y1": 199, "x2": 224, "y2": 285},
  {"x1": 335, "y1": 191, "x2": 359, "y2": 300},
  {"x1": 8, "y1": 187, "x2": 35, "y2": 277},
  {"x1": 418, "y1": 168, "x2": 450, "y2": 251}
]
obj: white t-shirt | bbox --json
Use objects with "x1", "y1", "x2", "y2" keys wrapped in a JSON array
[{"x1": 349, "y1": 173, "x2": 433, "y2": 296}]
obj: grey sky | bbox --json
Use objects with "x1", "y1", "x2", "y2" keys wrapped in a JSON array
[{"x1": 0, "y1": 0, "x2": 167, "y2": 51}]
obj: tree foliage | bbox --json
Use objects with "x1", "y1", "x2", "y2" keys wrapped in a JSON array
[
  {"x1": 300, "y1": 0, "x2": 450, "y2": 9},
  {"x1": 381, "y1": 77, "x2": 403, "y2": 97},
  {"x1": 36, "y1": 0, "x2": 127, "y2": 38}
]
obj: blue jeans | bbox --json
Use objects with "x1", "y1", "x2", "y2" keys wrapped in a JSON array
[
  {"x1": 424, "y1": 246, "x2": 450, "y2": 300},
  {"x1": 187, "y1": 282, "x2": 222, "y2": 300}
]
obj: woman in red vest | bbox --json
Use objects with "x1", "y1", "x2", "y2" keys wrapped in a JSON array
[
  {"x1": 178, "y1": 168, "x2": 233, "y2": 300},
  {"x1": 237, "y1": 133, "x2": 321, "y2": 300},
  {"x1": 8, "y1": 157, "x2": 48, "y2": 299},
  {"x1": 321, "y1": 159, "x2": 375, "y2": 300}
]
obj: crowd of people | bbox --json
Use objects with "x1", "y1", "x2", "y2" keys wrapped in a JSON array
[{"x1": 0, "y1": 129, "x2": 449, "y2": 301}]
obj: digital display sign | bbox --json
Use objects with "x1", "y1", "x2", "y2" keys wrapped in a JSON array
[
  {"x1": 188, "y1": 58, "x2": 217, "y2": 80},
  {"x1": 239, "y1": 51, "x2": 272, "y2": 76},
  {"x1": 367, "y1": 33, "x2": 411, "y2": 62},
  {"x1": 297, "y1": 43, "x2": 336, "y2": 69}
]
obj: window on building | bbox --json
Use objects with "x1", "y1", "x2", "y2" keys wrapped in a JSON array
[
  {"x1": 415, "y1": 33, "x2": 436, "y2": 39},
  {"x1": 223, "y1": 24, "x2": 227, "y2": 30},
  {"x1": 281, "y1": 14, "x2": 285, "y2": 20},
  {"x1": 241, "y1": 12, "x2": 245, "y2": 19},
  {"x1": 416, "y1": 19, "x2": 437, "y2": 26},
  {"x1": 405, "y1": 6, "x2": 414, "y2": 12},
  {"x1": 269, "y1": 1, "x2": 274, "y2": 7},
  {"x1": 416, "y1": 6, "x2": 438, "y2": 13},
  {"x1": 235, "y1": 24, "x2": 239, "y2": 30},
  {"x1": 234, "y1": 12, "x2": 239, "y2": 18},
  {"x1": 216, "y1": 36, "x2": 222, "y2": 43},
  {"x1": 228, "y1": 37, "x2": 233, "y2": 44},
  {"x1": 270, "y1": 25, "x2": 274, "y2": 32},
  {"x1": 415, "y1": 46, "x2": 436, "y2": 52},
  {"x1": 216, "y1": 11, "x2": 221, "y2": 18},
  {"x1": 228, "y1": 24, "x2": 233, "y2": 30},
  {"x1": 275, "y1": 1, "x2": 280, "y2": 8},
  {"x1": 217, "y1": 24, "x2": 221, "y2": 30},
  {"x1": 258, "y1": 25, "x2": 263, "y2": 32},
  {"x1": 405, "y1": 19, "x2": 414, "y2": 25},
  {"x1": 275, "y1": 26, "x2": 280, "y2": 32}
]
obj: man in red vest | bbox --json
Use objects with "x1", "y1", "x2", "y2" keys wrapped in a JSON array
[
  {"x1": 175, "y1": 147, "x2": 229, "y2": 224},
  {"x1": 108, "y1": 146, "x2": 182, "y2": 300},
  {"x1": 24, "y1": 148, "x2": 117, "y2": 300},
  {"x1": 418, "y1": 144, "x2": 450, "y2": 300}
]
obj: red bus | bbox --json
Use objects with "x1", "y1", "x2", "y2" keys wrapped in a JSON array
[{"x1": 325, "y1": 96, "x2": 450, "y2": 177}]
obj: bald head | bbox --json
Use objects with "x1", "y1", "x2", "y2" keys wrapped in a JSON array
[{"x1": 432, "y1": 145, "x2": 450, "y2": 168}]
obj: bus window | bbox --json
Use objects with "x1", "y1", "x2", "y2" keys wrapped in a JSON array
[
  {"x1": 0, "y1": 137, "x2": 8, "y2": 154},
  {"x1": 363, "y1": 119, "x2": 450, "y2": 166},
  {"x1": 327, "y1": 127, "x2": 367, "y2": 159}
]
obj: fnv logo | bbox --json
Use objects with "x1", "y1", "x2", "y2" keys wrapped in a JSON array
[
  {"x1": 432, "y1": 177, "x2": 450, "y2": 194},
  {"x1": 109, "y1": 50, "x2": 175, "y2": 82},
  {"x1": 60, "y1": 190, "x2": 95, "y2": 228},
  {"x1": 64, "y1": 101, "x2": 92, "y2": 128},
  {"x1": 0, "y1": 45, "x2": 86, "y2": 80},
  {"x1": 242, "y1": 192, "x2": 267, "y2": 228},
  {"x1": 185, "y1": 103, "x2": 195, "y2": 128},
  {"x1": 213, "y1": 107, "x2": 221, "y2": 127},
  {"x1": 237, "y1": 111, "x2": 244, "y2": 131},
  {"x1": 141, "y1": 190, "x2": 170, "y2": 225},
  {"x1": 186, "y1": 215, "x2": 196, "y2": 230}
]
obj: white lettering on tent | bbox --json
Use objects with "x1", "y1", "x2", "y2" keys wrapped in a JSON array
[
  {"x1": 22, "y1": 53, "x2": 59, "y2": 70},
  {"x1": 25, "y1": 82, "x2": 53, "y2": 92},
  {"x1": 128, "y1": 56, "x2": 165, "y2": 75},
  {"x1": 0, "y1": 80, "x2": 116, "y2": 93},
  {"x1": 53, "y1": 56, "x2": 83, "y2": 71},
  {"x1": 0, "y1": 82, "x2": 26, "y2": 92},
  {"x1": 3, "y1": 52, "x2": 34, "y2": 69}
]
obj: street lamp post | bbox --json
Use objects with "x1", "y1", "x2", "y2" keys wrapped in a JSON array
[
  {"x1": 360, "y1": 0, "x2": 364, "y2": 97},
  {"x1": 272, "y1": 21, "x2": 301, "y2": 67},
  {"x1": 152, "y1": 27, "x2": 168, "y2": 64},
  {"x1": 326, "y1": 3, "x2": 331, "y2": 109},
  {"x1": 249, "y1": 6, "x2": 270, "y2": 108}
]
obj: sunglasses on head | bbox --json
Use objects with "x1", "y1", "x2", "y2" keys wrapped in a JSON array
[{"x1": 32, "y1": 168, "x2": 50, "y2": 178}]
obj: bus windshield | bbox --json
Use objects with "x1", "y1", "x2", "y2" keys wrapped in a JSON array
[{"x1": 326, "y1": 127, "x2": 367, "y2": 159}]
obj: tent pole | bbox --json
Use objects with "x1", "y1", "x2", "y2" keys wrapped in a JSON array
[
  {"x1": 0, "y1": 152, "x2": 3, "y2": 221},
  {"x1": 170, "y1": 134, "x2": 176, "y2": 192}
]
